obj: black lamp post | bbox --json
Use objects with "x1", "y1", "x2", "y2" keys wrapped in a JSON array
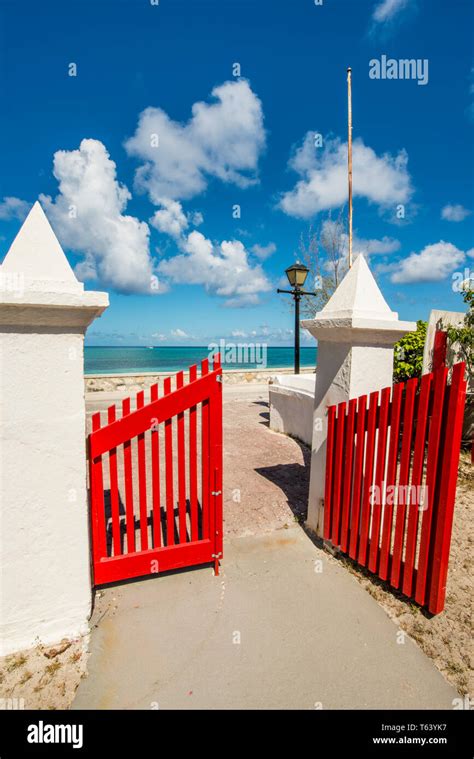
[{"x1": 277, "y1": 262, "x2": 317, "y2": 374}]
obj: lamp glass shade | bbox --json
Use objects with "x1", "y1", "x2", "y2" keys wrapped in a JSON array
[{"x1": 285, "y1": 262, "x2": 309, "y2": 288}]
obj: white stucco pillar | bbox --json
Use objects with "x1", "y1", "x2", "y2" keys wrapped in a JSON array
[
  {"x1": 302, "y1": 255, "x2": 415, "y2": 536},
  {"x1": 0, "y1": 202, "x2": 108, "y2": 655}
]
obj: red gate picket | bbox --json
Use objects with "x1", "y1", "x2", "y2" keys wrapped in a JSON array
[
  {"x1": 323, "y1": 362, "x2": 467, "y2": 614},
  {"x1": 88, "y1": 355, "x2": 223, "y2": 586}
]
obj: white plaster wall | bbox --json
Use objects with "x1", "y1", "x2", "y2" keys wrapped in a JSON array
[
  {"x1": 269, "y1": 385, "x2": 314, "y2": 447},
  {"x1": 0, "y1": 330, "x2": 91, "y2": 655}
]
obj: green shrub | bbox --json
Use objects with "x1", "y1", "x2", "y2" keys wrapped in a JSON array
[{"x1": 393, "y1": 320, "x2": 427, "y2": 383}]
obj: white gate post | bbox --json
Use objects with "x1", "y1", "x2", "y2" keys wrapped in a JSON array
[
  {"x1": 302, "y1": 256, "x2": 415, "y2": 536},
  {"x1": 0, "y1": 202, "x2": 108, "y2": 655}
]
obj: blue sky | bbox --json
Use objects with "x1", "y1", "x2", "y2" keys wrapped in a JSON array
[{"x1": 0, "y1": 0, "x2": 473, "y2": 346}]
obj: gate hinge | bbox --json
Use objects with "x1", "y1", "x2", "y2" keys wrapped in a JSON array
[
  {"x1": 211, "y1": 490, "x2": 222, "y2": 496},
  {"x1": 216, "y1": 374, "x2": 223, "y2": 383},
  {"x1": 211, "y1": 552, "x2": 223, "y2": 559}
]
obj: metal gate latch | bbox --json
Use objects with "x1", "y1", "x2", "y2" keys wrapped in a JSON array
[{"x1": 211, "y1": 490, "x2": 222, "y2": 496}]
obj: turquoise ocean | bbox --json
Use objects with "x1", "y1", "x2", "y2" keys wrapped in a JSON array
[{"x1": 85, "y1": 346, "x2": 317, "y2": 375}]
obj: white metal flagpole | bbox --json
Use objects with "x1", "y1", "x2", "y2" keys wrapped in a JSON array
[{"x1": 347, "y1": 66, "x2": 353, "y2": 269}]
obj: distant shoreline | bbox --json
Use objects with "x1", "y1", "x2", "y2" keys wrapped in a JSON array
[{"x1": 84, "y1": 345, "x2": 317, "y2": 376}]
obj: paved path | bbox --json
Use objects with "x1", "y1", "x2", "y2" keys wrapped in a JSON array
[{"x1": 75, "y1": 385, "x2": 457, "y2": 709}]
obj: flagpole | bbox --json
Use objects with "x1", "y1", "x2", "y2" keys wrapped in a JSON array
[{"x1": 347, "y1": 66, "x2": 353, "y2": 269}]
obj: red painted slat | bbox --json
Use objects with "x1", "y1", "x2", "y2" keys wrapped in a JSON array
[
  {"x1": 331, "y1": 402, "x2": 346, "y2": 546},
  {"x1": 323, "y1": 405, "x2": 337, "y2": 540},
  {"x1": 357, "y1": 391, "x2": 379, "y2": 567},
  {"x1": 212, "y1": 353, "x2": 223, "y2": 573},
  {"x1": 201, "y1": 358, "x2": 210, "y2": 539},
  {"x1": 188, "y1": 365, "x2": 199, "y2": 541},
  {"x1": 150, "y1": 384, "x2": 161, "y2": 549},
  {"x1": 90, "y1": 412, "x2": 107, "y2": 573},
  {"x1": 163, "y1": 377, "x2": 175, "y2": 546},
  {"x1": 415, "y1": 367, "x2": 449, "y2": 606},
  {"x1": 390, "y1": 378, "x2": 418, "y2": 589},
  {"x1": 432, "y1": 330, "x2": 447, "y2": 371},
  {"x1": 379, "y1": 382, "x2": 404, "y2": 580},
  {"x1": 348, "y1": 395, "x2": 367, "y2": 560},
  {"x1": 340, "y1": 398, "x2": 357, "y2": 553},
  {"x1": 176, "y1": 371, "x2": 187, "y2": 543},
  {"x1": 368, "y1": 386, "x2": 391, "y2": 573},
  {"x1": 93, "y1": 540, "x2": 213, "y2": 586},
  {"x1": 107, "y1": 405, "x2": 121, "y2": 557},
  {"x1": 402, "y1": 372, "x2": 433, "y2": 597},
  {"x1": 121, "y1": 398, "x2": 136, "y2": 554},
  {"x1": 428, "y1": 363, "x2": 467, "y2": 614},
  {"x1": 136, "y1": 390, "x2": 149, "y2": 551}
]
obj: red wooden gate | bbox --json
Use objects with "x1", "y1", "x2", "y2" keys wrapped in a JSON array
[
  {"x1": 324, "y1": 362, "x2": 467, "y2": 614},
  {"x1": 88, "y1": 355, "x2": 223, "y2": 586}
]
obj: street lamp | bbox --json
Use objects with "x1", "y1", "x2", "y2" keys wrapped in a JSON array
[{"x1": 277, "y1": 261, "x2": 317, "y2": 374}]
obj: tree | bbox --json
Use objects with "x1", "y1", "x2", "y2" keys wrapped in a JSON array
[
  {"x1": 298, "y1": 208, "x2": 349, "y2": 318},
  {"x1": 393, "y1": 320, "x2": 427, "y2": 383},
  {"x1": 444, "y1": 286, "x2": 474, "y2": 389}
]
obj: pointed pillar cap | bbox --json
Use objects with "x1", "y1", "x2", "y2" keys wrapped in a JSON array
[
  {"x1": 302, "y1": 255, "x2": 415, "y2": 344},
  {"x1": 0, "y1": 201, "x2": 108, "y2": 327}
]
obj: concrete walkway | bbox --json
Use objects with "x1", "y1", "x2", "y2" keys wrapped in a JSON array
[
  {"x1": 74, "y1": 525, "x2": 456, "y2": 709},
  {"x1": 75, "y1": 384, "x2": 457, "y2": 709}
]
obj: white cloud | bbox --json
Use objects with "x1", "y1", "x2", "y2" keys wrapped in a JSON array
[
  {"x1": 0, "y1": 196, "x2": 31, "y2": 221},
  {"x1": 372, "y1": 0, "x2": 411, "y2": 24},
  {"x1": 150, "y1": 198, "x2": 189, "y2": 239},
  {"x1": 467, "y1": 248, "x2": 474, "y2": 259},
  {"x1": 251, "y1": 242, "x2": 276, "y2": 260},
  {"x1": 441, "y1": 204, "x2": 471, "y2": 222},
  {"x1": 157, "y1": 230, "x2": 272, "y2": 307},
  {"x1": 125, "y1": 79, "x2": 265, "y2": 202},
  {"x1": 278, "y1": 135, "x2": 412, "y2": 219},
  {"x1": 171, "y1": 328, "x2": 190, "y2": 339},
  {"x1": 231, "y1": 330, "x2": 248, "y2": 338},
  {"x1": 40, "y1": 139, "x2": 157, "y2": 294},
  {"x1": 150, "y1": 199, "x2": 204, "y2": 239},
  {"x1": 390, "y1": 241, "x2": 466, "y2": 283}
]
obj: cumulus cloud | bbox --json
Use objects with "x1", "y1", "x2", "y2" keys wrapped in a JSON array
[
  {"x1": 40, "y1": 139, "x2": 157, "y2": 294},
  {"x1": 125, "y1": 79, "x2": 266, "y2": 202},
  {"x1": 158, "y1": 230, "x2": 272, "y2": 307},
  {"x1": 278, "y1": 135, "x2": 412, "y2": 219},
  {"x1": 441, "y1": 204, "x2": 471, "y2": 222},
  {"x1": 0, "y1": 196, "x2": 31, "y2": 221},
  {"x1": 149, "y1": 198, "x2": 204, "y2": 240},
  {"x1": 251, "y1": 242, "x2": 276, "y2": 260},
  {"x1": 150, "y1": 198, "x2": 189, "y2": 238},
  {"x1": 389, "y1": 241, "x2": 466, "y2": 283}
]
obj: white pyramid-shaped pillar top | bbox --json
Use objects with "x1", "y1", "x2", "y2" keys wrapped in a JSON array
[
  {"x1": 302, "y1": 254, "x2": 415, "y2": 343},
  {"x1": 318, "y1": 253, "x2": 396, "y2": 320},
  {"x1": 0, "y1": 200, "x2": 108, "y2": 328},
  {"x1": 1, "y1": 201, "x2": 83, "y2": 293}
]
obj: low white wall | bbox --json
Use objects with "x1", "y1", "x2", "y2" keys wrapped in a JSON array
[
  {"x1": 85, "y1": 366, "x2": 315, "y2": 392},
  {"x1": 269, "y1": 374, "x2": 316, "y2": 447}
]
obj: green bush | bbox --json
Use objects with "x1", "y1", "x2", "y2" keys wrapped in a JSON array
[{"x1": 393, "y1": 320, "x2": 427, "y2": 383}]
